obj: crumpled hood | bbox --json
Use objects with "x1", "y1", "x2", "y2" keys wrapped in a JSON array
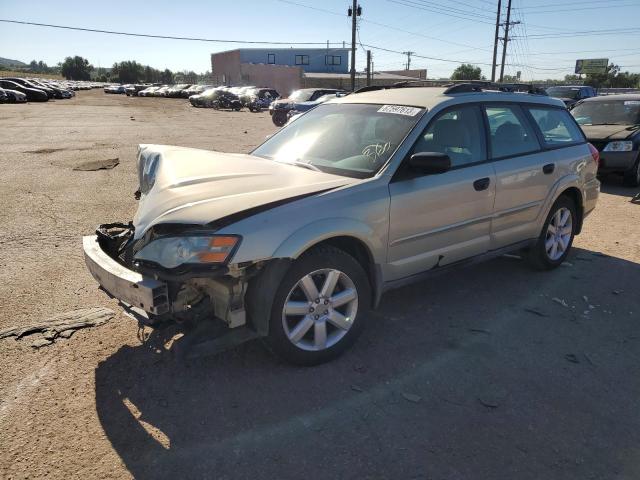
[
  {"x1": 132, "y1": 145, "x2": 356, "y2": 239},
  {"x1": 581, "y1": 124, "x2": 637, "y2": 141}
]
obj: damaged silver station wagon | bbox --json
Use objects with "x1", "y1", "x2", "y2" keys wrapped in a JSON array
[{"x1": 83, "y1": 83, "x2": 600, "y2": 365}]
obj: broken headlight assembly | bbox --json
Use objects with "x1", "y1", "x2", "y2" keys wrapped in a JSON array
[
  {"x1": 134, "y1": 235, "x2": 240, "y2": 269},
  {"x1": 137, "y1": 146, "x2": 161, "y2": 196}
]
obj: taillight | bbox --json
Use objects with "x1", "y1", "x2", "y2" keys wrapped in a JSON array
[{"x1": 588, "y1": 143, "x2": 600, "y2": 166}]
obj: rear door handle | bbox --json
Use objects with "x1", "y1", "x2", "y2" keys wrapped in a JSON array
[
  {"x1": 543, "y1": 163, "x2": 555, "y2": 174},
  {"x1": 473, "y1": 177, "x2": 491, "y2": 191}
]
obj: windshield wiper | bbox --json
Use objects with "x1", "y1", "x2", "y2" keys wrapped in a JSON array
[
  {"x1": 626, "y1": 124, "x2": 640, "y2": 131},
  {"x1": 292, "y1": 161, "x2": 321, "y2": 172}
]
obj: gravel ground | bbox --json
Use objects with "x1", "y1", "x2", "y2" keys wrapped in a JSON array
[{"x1": 1, "y1": 90, "x2": 639, "y2": 480}]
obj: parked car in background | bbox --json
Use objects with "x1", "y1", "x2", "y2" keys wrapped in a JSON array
[
  {"x1": 211, "y1": 90, "x2": 242, "y2": 110},
  {"x1": 189, "y1": 87, "x2": 220, "y2": 107},
  {"x1": 126, "y1": 84, "x2": 151, "y2": 96},
  {"x1": 155, "y1": 86, "x2": 171, "y2": 97},
  {"x1": 5, "y1": 77, "x2": 55, "y2": 99},
  {"x1": 286, "y1": 93, "x2": 345, "y2": 121},
  {"x1": 245, "y1": 88, "x2": 280, "y2": 112},
  {"x1": 0, "y1": 88, "x2": 28, "y2": 103},
  {"x1": 83, "y1": 84, "x2": 599, "y2": 365},
  {"x1": 189, "y1": 88, "x2": 241, "y2": 110},
  {"x1": 572, "y1": 94, "x2": 640, "y2": 186},
  {"x1": 104, "y1": 84, "x2": 126, "y2": 94},
  {"x1": 182, "y1": 85, "x2": 212, "y2": 98},
  {"x1": 0, "y1": 79, "x2": 48, "y2": 101},
  {"x1": 546, "y1": 86, "x2": 597, "y2": 109},
  {"x1": 270, "y1": 88, "x2": 345, "y2": 126},
  {"x1": 0, "y1": 88, "x2": 8, "y2": 103},
  {"x1": 166, "y1": 84, "x2": 191, "y2": 98},
  {"x1": 139, "y1": 86, "x2": 161, "y2": 97}
]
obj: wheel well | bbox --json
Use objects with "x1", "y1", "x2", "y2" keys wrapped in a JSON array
[
  {"x1": 559, "y1": 187, "x2": 584, "y2": 234},
  {"x1": 309, "y1": 236, "x2": 378, "y2": 303}
]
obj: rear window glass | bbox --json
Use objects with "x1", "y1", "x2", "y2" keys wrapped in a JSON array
[
  {"x1": 528, "y1": 107, "x2": 584, "y2": 146},
  {"x1": 485, "y1": 105, "x2": 540, "y2": 158}
]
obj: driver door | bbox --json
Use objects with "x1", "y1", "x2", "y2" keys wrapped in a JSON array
[{"x1": 386, "y1": 104, "x2": 497, "y2": 281}]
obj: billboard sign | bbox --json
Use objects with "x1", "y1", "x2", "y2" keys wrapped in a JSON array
[{"x1": 575, "y1": 58, "x2": 608, "y2": 75}]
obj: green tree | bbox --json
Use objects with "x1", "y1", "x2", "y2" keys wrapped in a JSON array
[
  {"x1": 451, "y1": 63, "x2": 482, "y2": 81},
  {"x1": 161, "y1": 68, "x2": 174, "y2": 84},
  {"x1": 60, "y1": 56, "x2": 93, "y2": 80},
  {"x1": 112, "y1": 60, "x2": 144, "y2": 83}
]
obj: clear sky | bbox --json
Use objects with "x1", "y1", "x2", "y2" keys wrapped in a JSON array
[{"x1": 1, "y1": 0, "x2": 639, "y2": 80}]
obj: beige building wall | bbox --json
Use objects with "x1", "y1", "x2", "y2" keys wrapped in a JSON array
[
  {"x1": 381, "y1": 69, "x2": 427, "y2": 79},
  {"x1": 211, "y1": 51, "x2": 303, "y2": 95}
]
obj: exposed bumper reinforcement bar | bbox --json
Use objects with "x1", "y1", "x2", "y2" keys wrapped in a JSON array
[{"x1": 83, "y1": 235, "x2": 170, "y2": 315}]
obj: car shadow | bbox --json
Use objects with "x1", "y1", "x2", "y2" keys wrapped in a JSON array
[
  {"x1": 95, "y1": 247, "x2": 640, "y2": 479},
  {"x1": 599, "y1": 175, "x2": 640, "y2": 201}
]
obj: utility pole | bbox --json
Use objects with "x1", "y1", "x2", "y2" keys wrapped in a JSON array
[
  {"x1": 491, "y1": 0, "x2": 502, "y2": 82},
  {"x1": 348, "y1": 2, "x2": 361, "y2": 91},
  {"x1": 402, "y1": 51, "x2": 415, "y2": 70},
  {"x1": 366, "y1": 50, "x2": 372, "y2": 86},
  {"x1": 499, "y1": 0, "x2": 517, "y2": 83}
]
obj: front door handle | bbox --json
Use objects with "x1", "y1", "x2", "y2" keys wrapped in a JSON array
[
  {"x1": 543, "y1": 163, "x2": 555, "y2": 174},
  {"x1": 473, "y1": 177, "x2": 491, "y2": 191}
]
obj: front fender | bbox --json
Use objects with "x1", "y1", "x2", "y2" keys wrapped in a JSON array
[{"x1": 272, "y1": 217, "x2": 386, "y2": 264}]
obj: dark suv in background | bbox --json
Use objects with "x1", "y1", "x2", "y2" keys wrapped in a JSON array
[
  {"x1": 572, "y1": 94, "x2": 640, "y2": 186},
  {"x1": 546, "y1": 85, "x2": 597, "y2": 109},
  {"x1": 269, "y1": 88, "x2": 345, "y2": 126}
]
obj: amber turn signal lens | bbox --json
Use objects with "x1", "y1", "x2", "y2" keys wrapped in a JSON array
[
  {"x1": 197, "y1": 252, "x2": 229, "y2": 263},
  {"x1": 209, "y1": 236, "x2": 238, "y2": 248}
]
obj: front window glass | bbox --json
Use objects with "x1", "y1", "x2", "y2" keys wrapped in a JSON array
[
  {"x1": 411, "y1": 105, "x2": 485, "y2": 167},
  {"x1": 571, "y1": 100, "x2": 640, "y2": 126},
  {"x1": 252, "y1": 103, "x2": 424, "y2": 178},
  {"x1": 528, "y1": 107, "x2": 584, "y2": 145}
]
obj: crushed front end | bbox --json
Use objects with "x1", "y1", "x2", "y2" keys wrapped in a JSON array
[{"x1": 83, "y1": 220, "x2": 259, "y2": 333}]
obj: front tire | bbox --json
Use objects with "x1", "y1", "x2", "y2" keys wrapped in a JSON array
[
  {"x1": 272, "y1": 111, "x2": 287, "y2": 127},
  {"x1": 264, "y1": 246, "x2": 370, "y2": 366},
  {"x1": 526, "y1": 195, "x2": 576, "y2": 270}
]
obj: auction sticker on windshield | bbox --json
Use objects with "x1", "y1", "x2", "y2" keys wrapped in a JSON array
[{"x1": 377, "y1": 105, "x2": 422, "y2": 116}]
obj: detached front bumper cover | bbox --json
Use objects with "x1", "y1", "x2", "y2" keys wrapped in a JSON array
[{"x1": 83, "y1": 235, "x2": 170, "y2": 315}]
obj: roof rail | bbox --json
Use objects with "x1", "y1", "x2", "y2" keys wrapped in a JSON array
[
  {"x1": 443, "y1": 83, "x2": 484, "y2": 94},
  {"x1": 444, "y1": 82, "x2": 548, "y2": 96}
]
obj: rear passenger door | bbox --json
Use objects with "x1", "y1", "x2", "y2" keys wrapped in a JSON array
[
  {"x1": 387, "y1": 104, "x2": 496, "y2": 281},
  {"x1": 483, "y1": 103, "x2": 554, "y2": 249}
]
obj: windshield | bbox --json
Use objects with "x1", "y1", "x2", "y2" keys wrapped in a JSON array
[
  {"x1": 289, "y1": 90, "x2": 314, "y2": 102},
  {"x1": 252, "y1": 103, "x2": 424, "y2": 178},
  {"x1": 546, "y1": 87, "x2": 580, "y2": 100},
  {"x1": 572, "y1": 99, "x2": 640, "y2": 125}
]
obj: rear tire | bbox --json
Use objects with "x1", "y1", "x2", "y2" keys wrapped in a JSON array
[
  {"x1": 623, "y1": 160, "x2": 640, "y2": 188},
  {"x1": 264, "y1": 246, "x2": 371, "y2": 366},
  {"x1": 526, "y1": 195, "x2": 577, "y2": 270}
]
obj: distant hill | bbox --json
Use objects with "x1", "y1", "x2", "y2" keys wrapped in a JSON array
[{"x1": 0, "y1": 57, "x2": 27, "y2": 68}]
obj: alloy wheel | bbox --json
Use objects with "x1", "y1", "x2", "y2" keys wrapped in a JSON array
[
  {"x1": 545, "y1": 207, "x2": 573, "y2": 261},
  {"x1": 281, "y1": 269, "x2": 358, "y2": 351}
]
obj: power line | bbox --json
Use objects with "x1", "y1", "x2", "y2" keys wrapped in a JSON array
[
  {"x1": 276, "y1": 0, "x2": 492, "y2": 52},
  {"x1": 0, "y1": 18, "x2": 342, "y2": 45},
  {"x1": 516, "y1": 27, "x2": 640, "y2": 39},
  {"x1": 387, "y1": 0, "x2": 497, "y2": 25},
  {"x1": 516, "y1": 2, "x2": 639, "y2": 13}
]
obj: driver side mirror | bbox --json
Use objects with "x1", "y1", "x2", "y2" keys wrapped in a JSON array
[{"x1": 408, "y1": 152, "x2": 451, "y2": 175}]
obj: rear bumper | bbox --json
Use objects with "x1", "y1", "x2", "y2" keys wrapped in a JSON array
[
  {"x1": 83, "y1": 235, "x2": 169, "y2": 315},
  {"x1": 598, "y1": 151, "x2": 639, "y2": 173}
]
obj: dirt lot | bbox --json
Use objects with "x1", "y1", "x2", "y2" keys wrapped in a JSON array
[{"x1": 1, "y1": 90, "x2": 639, "y2": 480}]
